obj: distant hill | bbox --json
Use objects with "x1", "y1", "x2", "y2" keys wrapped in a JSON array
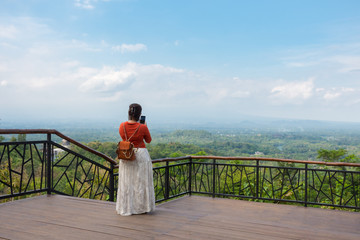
[{"x1": 2, "y1": 117, "x2": 360, "y2": 141}]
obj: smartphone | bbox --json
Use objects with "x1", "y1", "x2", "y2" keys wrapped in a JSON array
[{"x1": 140, "y1": 116, "x2": 146, "y2": 124}]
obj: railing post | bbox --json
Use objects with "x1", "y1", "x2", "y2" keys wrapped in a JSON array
[
  {"x1": 46, "y1": 133, "x2": 52, "y2": 195},
  {"x1": 109, "y1": 164, "x2": 114, "y2": 202},
  {"x1": 188, "y1": 157, "x2": 192, "y2": 196},
  {"x1": 165, "y1": 161, "x2": 170, "y2": 200},
  {"x1": 305, "y1": 163, "x2": 308, "y2": 207},
  {"x1": 256, "y1": 160, "x2": 259, "y2": 199},
  {"x1": 212, "y1": 158, "x2": 216, "y2": 198}
]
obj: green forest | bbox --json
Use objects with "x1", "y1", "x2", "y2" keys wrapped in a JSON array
[
  {"x1": 1, "y1": 125, "x2": 359, "y2": 161},
  {"x1": 2, "y1": 127, "x2": 360, "y2": 162},
  {"x1": 51, "y1": 128, "x2": 360, "y2": 163}
]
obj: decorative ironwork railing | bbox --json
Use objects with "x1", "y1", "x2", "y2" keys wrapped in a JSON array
[
  {"x1": 0, "y1": 129, "x2": 116, "y2": 202},
  {"x1": 1, "y1": 129, "x2": 360, "y2": 210},
  {"x1": 153, "y1": 156, "x2": 360, "y2": 210}
]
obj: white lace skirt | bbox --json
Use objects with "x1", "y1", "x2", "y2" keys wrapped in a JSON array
[{"x1": 116, "y1": 148, "x2": 155, "y2": 216}]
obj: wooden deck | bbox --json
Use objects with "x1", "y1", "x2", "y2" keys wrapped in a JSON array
[{"x1": 0, "y1": 195, "x2": 359, "y2": 240}]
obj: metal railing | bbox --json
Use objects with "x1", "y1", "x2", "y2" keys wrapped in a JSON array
[
  {"x1": 1, "y1": 129, "x2": 360, "y2": 210},
  {"x1": 0, "y1": 129, "x2": 115, "y2": 202},
  {"x1": 153, "y1": 156, "x2": 360, "y2": 210}
]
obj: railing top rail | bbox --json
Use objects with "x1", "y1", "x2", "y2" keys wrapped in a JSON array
[
  {"x1": 0, "y1": 129, "x2": 117, "y2": 165},
  {"x1": 153, "y1": 155, "x2": 360, "y2": 167},
  {"x1": 152, "y1": 156, "x2": 191, "y2": 163}
]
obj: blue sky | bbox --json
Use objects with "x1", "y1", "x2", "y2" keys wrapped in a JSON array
[{"x1": 1, "y1": 0, "x2": 360, "y2": 125}]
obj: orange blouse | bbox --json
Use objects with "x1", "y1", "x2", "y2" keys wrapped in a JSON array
[{"x1": 119, "y1": 122, "x2": 152, "y2": 148}]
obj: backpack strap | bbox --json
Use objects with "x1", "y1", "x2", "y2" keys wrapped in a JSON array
[{"x1": 123, "y1": 123, "x2": 141, "y2": 141}]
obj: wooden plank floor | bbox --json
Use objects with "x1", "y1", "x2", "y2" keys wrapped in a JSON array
[{"x1": 0, "y1": 195, "x2": 359, "y2": 240}]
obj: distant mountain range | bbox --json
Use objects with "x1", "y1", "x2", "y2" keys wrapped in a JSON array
[{"x1": 2, "y1": 117, "x2": 360, "y2": 133}]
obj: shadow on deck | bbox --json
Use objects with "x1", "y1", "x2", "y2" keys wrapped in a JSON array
[{"x1": 1, "y1": 195, "x2": 359, "y2": 240}]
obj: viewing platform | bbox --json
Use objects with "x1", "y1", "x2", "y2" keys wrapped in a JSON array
[
  {"x1": 1, "y1": 194, "x2": 359, "y2": 239},
  {"x1": 1, "y1": 129, "x2": 360, "y2": 239}
]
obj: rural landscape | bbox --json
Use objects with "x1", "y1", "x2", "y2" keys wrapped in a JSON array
[
  {"x1": 1, "y1": 1, "x2": 360, "y2": 238},
  {"x1": 3, "y1": 119, "x2": 360, "y2": 163}
]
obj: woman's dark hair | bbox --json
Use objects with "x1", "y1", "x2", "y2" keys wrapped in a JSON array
[{"x1": 128, "y1": 103, "x2": 142, "y2": 121}]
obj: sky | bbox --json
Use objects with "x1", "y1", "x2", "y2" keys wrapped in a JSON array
[{"x1": 1, "y1": 0, "x2": 360, "y2": 125}]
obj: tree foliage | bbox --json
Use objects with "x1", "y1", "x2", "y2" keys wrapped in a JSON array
[
  {"x1": 76, "y1": 129, "x2": 360, "y2": 162},
  {"x1": 317, "y1": 148, "x2": 359, "y2": 162}
]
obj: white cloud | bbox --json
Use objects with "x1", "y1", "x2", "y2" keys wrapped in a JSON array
[
  {"x1": 74, "y1": 0, "x2": 112, "y2": 9},
  {"x1": 322, "y1": 87, "x2": 355, "y2": 100},
  {"x1": 137, "y1": 63, "x2": 184, "y2": 74},
  {"x1": 79, "y1": 65, "x2": 137, "y2": 92},
  {"x1": 112, "y1": 43, "x2": 147, "y2": 53},
  {"x1": 78, "y1": 62, "x2": 186, "y2": 96},
  {"x1": 271, "y1": 79, "x2": 314, "y2": 101},
  {"x1": 323, "y1": 92, "x2": 341, "y2": 100},
  {"x1": 0, "y1": 80, "x2": 7, "y2": 87},
  {"x1": 74, "y1": 0, "x2": 96, "y2": 9},
  {"x1": 0, "y1": 25, "x2": 18, "y2": 39}
]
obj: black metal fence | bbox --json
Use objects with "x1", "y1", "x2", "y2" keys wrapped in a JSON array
[
  {"x1": 0, "y1": 130, "x2": 115, "y2": 202},
  {"x1": 153, "y1": 156, "x2": 360, "y2": 210},
  {"x1": 1, "y1": 130, "x2": 360, "y2": 210}
]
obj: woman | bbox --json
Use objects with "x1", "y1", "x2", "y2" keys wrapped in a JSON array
[{"x1": 116, "y1": 103, "x2": 155, "y2": 216}]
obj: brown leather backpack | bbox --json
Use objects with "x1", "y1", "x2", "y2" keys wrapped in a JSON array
[{"x1": 116, "y1": 123, "x2": 140, "y2": 160}]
